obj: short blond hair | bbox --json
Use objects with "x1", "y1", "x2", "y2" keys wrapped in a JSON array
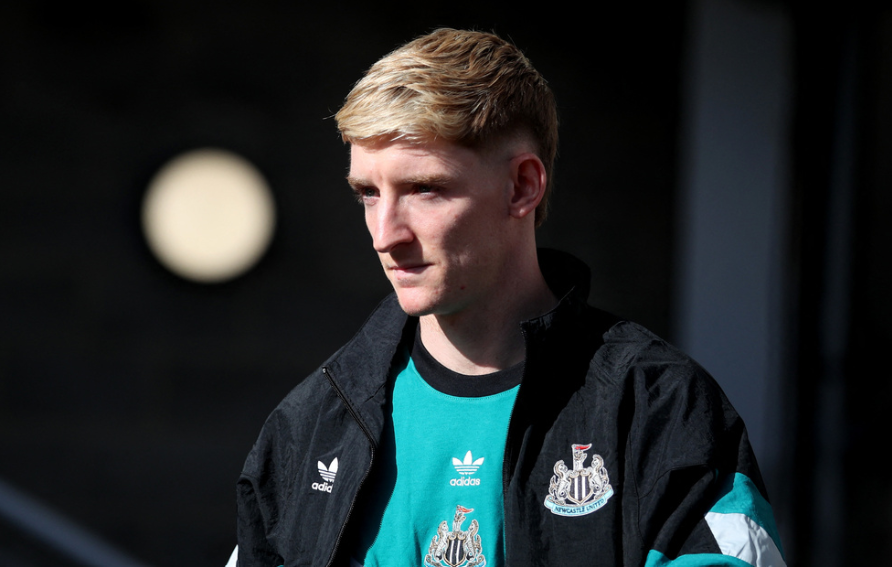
[{"x1": 335, "y1": 28, "x2": 558, "y2": 225}]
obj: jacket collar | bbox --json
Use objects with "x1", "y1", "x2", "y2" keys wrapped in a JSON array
[
  {"x1": 325, "y1": 294, "x2": 410, "y2": 443},
  {"x1": 522, "y1": 248, "x2": 592, "y2": 339},
  {"x1": 538, "y1": 248, "x2": 592, "y2": 304}
]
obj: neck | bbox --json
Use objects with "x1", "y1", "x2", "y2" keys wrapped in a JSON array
[{"x1": 419, "y1": 249, "x2": 556, "y2": 376}]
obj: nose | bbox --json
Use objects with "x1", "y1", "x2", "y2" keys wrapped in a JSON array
[{"x1": 368, "y1": 195, "x2": 413, "y2": 253}]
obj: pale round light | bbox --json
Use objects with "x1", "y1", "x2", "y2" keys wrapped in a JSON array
[{"x1": 142, "y1": 149, "x2": 276, "y2": 283}]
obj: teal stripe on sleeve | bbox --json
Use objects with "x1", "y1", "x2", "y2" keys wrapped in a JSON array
[
  {"x1": 645, "y1": 472, "x2": 785, "y2": 567},
  {"x1": 645, "y1": 549, "x2": 754, "y2": 567}
]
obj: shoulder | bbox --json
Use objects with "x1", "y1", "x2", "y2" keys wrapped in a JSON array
[
  {"x1": 594, "y1": 319, "x2": 710, "y2": 389},
  {"x1": 587, "y1": 318, "x2": 745, "y2": 471},
  {"x1": 569, "y1": 313, "x2": 781, "y2": 564},
  {"x1": 240, "y1": 367, "x2": 336, "y2": 478},
  {"x1": 242, "y1": 293, "x2": 406, "y2": 477},
  {"x1": 593, "y1": 319, "x2": 731, "y2": 420}
]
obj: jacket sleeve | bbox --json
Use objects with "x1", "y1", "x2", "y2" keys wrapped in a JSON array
[
  {"x1": 629, "y1": 350, "x2": 785, "y2": 567},
  {"x1": 638, "y1": 460, "x2": 786, "y2": 567},
  {"x1": 236, "y1": 469, "x2": 284, "y2": 567}
]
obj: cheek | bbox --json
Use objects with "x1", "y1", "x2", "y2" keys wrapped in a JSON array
[{"x1": 445, "y1": 205, "x2": 486, "y2": 237}]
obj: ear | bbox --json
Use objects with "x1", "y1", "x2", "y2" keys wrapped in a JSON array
[{"x1": 507, "y1": 153, "x2": 547, "y2": 220}]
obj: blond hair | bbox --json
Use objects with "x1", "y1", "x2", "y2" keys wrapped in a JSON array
[{"x1": 335, "y1": 28, "x2": 558, "y2": 225}]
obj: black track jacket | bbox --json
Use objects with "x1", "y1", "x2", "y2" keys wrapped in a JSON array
[{"x1": 236, "y1": 250, "x2": 782, "y2": 567}]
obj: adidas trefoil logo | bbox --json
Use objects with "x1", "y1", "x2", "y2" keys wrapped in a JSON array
[
  {"x1": 312, "y1": 457, "x2": 338, "y2": 493},
  {"x1": 450, "y1": 451, "x2": 484, "y2": 487},
  {"x1": 453, "y1": 451, "x2": 484, "y2": 474}
]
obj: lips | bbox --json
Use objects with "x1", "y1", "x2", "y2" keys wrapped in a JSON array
[
  {"x1": 391, "y1": 263, "x2": 428, "y2": 274},
  {"x1": 388, "y1": 262, "x2": 430, "y2": 281}
]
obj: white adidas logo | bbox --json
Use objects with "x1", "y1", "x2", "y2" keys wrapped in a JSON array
[
  {"x1": 312, "y1": 458, "x2": 338, "y2": 492},
  {"x1": 453, "y1": 451, "x2": 484, "y2": 474},
  {"x1": 450, "y1": 451, "x2": 484, "y2": 486}
]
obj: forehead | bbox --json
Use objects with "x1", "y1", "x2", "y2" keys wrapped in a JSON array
[{"x1": 348, "y1": 138, "x2": 489, "y2": 184}]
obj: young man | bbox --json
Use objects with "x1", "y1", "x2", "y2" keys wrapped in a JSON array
[{"x1": 234, "y1": 29, "x2": 784, "y2": 567}]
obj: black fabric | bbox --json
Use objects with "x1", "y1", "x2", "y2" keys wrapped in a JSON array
[
  {"x1": 410, "y1": 325, "x2": 524, "y2": 397},
  {"x1": 236, "y1": 249, "x2": 772, "y2": 567}
]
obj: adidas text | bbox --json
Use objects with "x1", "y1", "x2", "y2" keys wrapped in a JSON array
[
  {"x1": 450, "y1": 477, "x2": 481, "y2": 487},
  {"x1": 311, "y1": 481, "x2": 333, "y2": 492}
]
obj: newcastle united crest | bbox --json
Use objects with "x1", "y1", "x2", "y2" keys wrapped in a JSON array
[
  {"x1": 544, "y1": 443, "x2": 613, "y2": 517},
  {"x1": 424, "y1": 505, "x2": 486, "y2": 567}
]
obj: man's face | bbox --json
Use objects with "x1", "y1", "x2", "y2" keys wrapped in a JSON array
[{"x1": 348, "y1": 138, "x2": 515, "y2": 318}]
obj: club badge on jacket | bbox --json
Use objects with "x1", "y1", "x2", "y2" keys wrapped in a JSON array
[{"x1": 544, "y1": 444, "x2": 613, "y2": 516}]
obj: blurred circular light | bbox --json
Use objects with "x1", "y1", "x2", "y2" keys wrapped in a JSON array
[{"x1": 142, "y1": 149, "x2": 276, "y2": 283}]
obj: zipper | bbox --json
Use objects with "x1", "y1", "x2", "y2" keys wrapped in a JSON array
[
  {"x1": 500, "y1": 326, "x2": 531, "y2": 567},
  {"x1": 502, "y1": 326, "x2": 530, "y2": 497},
  {"x1": 323, "y1": 365, "x2": 377, "y2": 567}
]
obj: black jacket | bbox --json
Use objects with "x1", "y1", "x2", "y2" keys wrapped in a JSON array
[{"x1": 236, "y1": 250, "x2": 776, "y2": 566}]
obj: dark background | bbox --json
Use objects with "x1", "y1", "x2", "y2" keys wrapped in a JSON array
[{"x1": 0, "y1": 1, "x2": 888, "y2": 566}]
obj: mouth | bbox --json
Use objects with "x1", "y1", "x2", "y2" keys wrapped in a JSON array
[{"x1": 387, "y1": 262, "x2": 430, "y2": 278}]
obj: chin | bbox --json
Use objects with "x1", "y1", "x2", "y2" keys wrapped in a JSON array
[
  {"x1": 395, "y1": 296, "x2": 435, "y2": 317},
  {"x1": 393, "y1": 288, "x2": 442, "y2": 318}
]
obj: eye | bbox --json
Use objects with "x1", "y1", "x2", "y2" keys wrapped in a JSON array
[
  {"x1": 416, "y1": 184, "x2": 440, "y2": 196},
  {"x1": 352, "y1": 186, "x2": 378, "y2": 204}
]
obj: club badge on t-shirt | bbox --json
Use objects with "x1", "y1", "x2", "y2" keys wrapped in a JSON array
[{"x1": 424, "y1": 505, "x2": 486, "y2": 567}]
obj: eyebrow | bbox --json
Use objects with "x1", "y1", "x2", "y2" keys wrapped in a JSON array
[
  {"x1": 345, "y1": 174, "x2": 453, "y2": 191},
  {"x1": 346, "y1": 176, "x2": 369, "y2": 191}
]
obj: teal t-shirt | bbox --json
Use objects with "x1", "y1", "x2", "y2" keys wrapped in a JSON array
[{"x1": 353, "y1": 348, "x2": 520, "y2": 567}]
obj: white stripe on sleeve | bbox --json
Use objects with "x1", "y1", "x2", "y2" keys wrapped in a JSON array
[
  {"x1": 704, "y1": 512, "x2": 785, "y2": 567},
  {"x1": 224, "y1": 545, "x2": 238, "y2": 567}
]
